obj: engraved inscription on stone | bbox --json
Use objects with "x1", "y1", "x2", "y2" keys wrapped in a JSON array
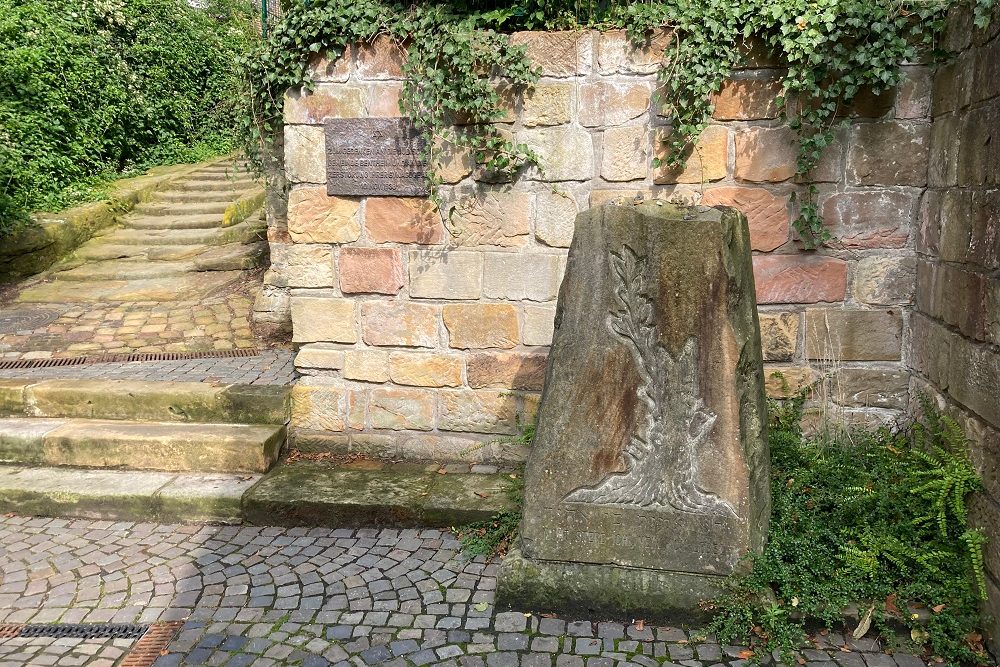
[
  {"x1": 563, "y1": 245, "x2": 736, "y2": 518},
  {"x1": 325, "y1": 118, "x2": 429, "y2": 197}
]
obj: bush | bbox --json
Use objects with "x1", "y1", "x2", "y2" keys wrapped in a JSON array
[
  {"x1": 707, "y1": 396, "x2": 989, "y2": 666},
  {"x1": 0, "y1": 0, "x2": 257, "y2": 235}
]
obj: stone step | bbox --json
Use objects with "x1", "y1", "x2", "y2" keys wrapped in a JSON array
[
  {"x1": 243, "y1": 460, "x2": 513, "y2": 528},
  {"x1": 15, "y1": 271, "x2": 244, "y2": 302},
  {"x1": 192, "y1": 241, "x2": 268, "y2": 271},
  {"x1": 0, "y1": 379, "x2": 291, "y2": 424},
  {"x1": 0, "y1": 465, "x2": 258, "y2": 523},
  {"x1": 134, "y1": 200, "x2": 231, "y2": 216},
  {"x1": 127, "y1": 213, "x2": 224, "y2": 230},
  {"x1": 155, "y1": 188, "x2": 256, "y2": 203},
  {"x1": 74, "y1": 243, "x2": 211, "y2": 262},
  {"x1": 102, "y1": 220, "x2": 265, "y2": 246},
  {"x1": 166, "y1": 178, "x2": 257, "y2": 192},
  {"x1": 0, "y1": 417, "x2": 284, "y2": 473},
  {"x1": 52, "y1": 259, "x2": 195, "y2": 281}
]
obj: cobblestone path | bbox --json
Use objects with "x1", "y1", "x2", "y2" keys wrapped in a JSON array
[{"x1": 0, "y1": 517, "x2": 925, "y2": 667}]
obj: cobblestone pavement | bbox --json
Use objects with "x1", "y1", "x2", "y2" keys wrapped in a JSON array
[
  {"x1": 0, "y1": 349, "x2": 295, "y2": 385},
  {"x1": 0, "y1": 292, "x2": 258, "y2": 359},
  {"x1": 0, "y1": 516, "x2": 926, "y2": 667}
]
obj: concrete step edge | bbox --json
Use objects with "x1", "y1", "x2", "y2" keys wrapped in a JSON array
[
  {"x1": 0, "y1": 378, "x2": 291, "y2": 425},
  {"x1": 0, "y1": 417, "x2": 285, "y2": 474},
  {"x1": 242, "y1": 460, "x2": 514, "y2": 528},
  {"x1": 0, "y1": 465, "x2": 259, "y2": 524}
]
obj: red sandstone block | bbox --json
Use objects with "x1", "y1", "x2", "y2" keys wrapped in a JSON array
[
  {"x1": 339, "y1": 248, "x2": 404, "y2": 295},
  {"x1": 752, "y1": 255, "x2": 847, "y2": 304}
]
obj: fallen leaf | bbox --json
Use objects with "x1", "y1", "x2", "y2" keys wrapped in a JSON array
[
  {"x1": 635, "y1": 620, "x2": 645, "y2": 631},
  {"x1": 473, "y1": 492, "x2": 490, "y2": 499},
  {"x1": 965, "y1": 632, "x2": 983, "y2": 644},
  {"x1": 474, "y1": 602, "x2": 489, "y2": 612},
  {"x1": 820, "y1": 629, "x2": 830, "y2": 636},
  {"x1": 797, "y1": 658, "x2": 807, "y2": 665},
  {"x1": 885, "y1": 593, "x2": 900, "y2": 616},
  {"x1": 911, "y1": 628, "x2": 929, "y2": 644},
  {"x1": 932, "y1": 604, "x2": 946, "y2": 613},
  {"x1": 437, "y1": 468, "x2": 447, "y2": 475},
  {"x1": 540, "y1": 613, "x2": 557, "y2": 618},
  {"x1": 852, "y1": 606, "x2": 874, "y2": 640},
  {"x1": 739, "y1": 650, "x2": 755, "y2": 659},
  {"x1": 2, "y1": 513, "x2": 15, "y2": 518}
]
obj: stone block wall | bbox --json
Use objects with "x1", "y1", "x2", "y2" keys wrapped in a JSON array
[
  {"x1": 915, "y1": 7, "x2": 1000, "y2": 636},
  {"x1": 271, "y1": 30, "x2": 932, "y2": 462}
]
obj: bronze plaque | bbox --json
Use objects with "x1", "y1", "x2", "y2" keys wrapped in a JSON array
[{"x1": 325, "y1": 118, "x2": 429, "y2": 197}]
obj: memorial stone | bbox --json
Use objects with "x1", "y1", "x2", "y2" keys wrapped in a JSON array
[
  {"x1": 325, "y1": 118, "x2": 428, "y2": 196},
  {"x1": 498, "y1": 201, "x2": 770, "y2": 620}
]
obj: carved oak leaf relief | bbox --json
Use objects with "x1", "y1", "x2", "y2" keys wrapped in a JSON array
[{"x1": 563, "y1": 245, "x2": 736, "y2": 518}]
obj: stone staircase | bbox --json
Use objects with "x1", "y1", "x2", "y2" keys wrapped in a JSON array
[
  {"x1": 0, "y1": 378, "x2": 290, "y2": 523},
  {"x1": 16, "y1": 159, "x2": 267, "y2": 304}
]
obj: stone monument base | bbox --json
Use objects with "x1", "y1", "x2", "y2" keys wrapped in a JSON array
[{"x1": 496, "y1": 548, "x2": 723, "y2": 623}]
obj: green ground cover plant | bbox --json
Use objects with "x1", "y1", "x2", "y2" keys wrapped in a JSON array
[
  {"x1": 240, "y1": 0, "x2": 994, "y2": 247},
  {"x1": 707, "y1": 395, "x2": 989, "y2": 666},
  {"x1": 0, "y1": 0, "x2": 257, "y2": 236}
]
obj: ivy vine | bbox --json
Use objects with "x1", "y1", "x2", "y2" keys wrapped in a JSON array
[{"x1": 239, "y1": 0, "x2": 996, "y2": 248}]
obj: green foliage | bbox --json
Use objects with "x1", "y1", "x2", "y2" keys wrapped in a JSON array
[
  {"x1": 706, "y1": 398, "x2": 989, "y2": 666},
  {"x1": 241, "y1": 0, "x2": 994, "y2": 247},
  {"x1": 0, "y1": 0, "x2": 257, "y2": 235}
]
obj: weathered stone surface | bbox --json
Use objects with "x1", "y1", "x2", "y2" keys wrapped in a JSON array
[
  {"x1": 284, "y1": 125, "x2": 327, "y2": 184},
  {"x1": 804, "y1": 309, "x2": 903, "y2": 361},
  {"x1": 579, "y1": 82, "x2": 651, "y2": 127},
  {"x1": 821, "y1": 190, "x2": 915, "y2": 249},
  {"x1": 356, "y1": 34, "x2": 406, "y2": 80},
  {"x1": 292, "y1": 383, "x2": 347, "y2": 432},
  {"x1": 700, "y1": 187, "x2": 789, "y2": 251},
  {"x1": 521, "y1": 128, "x2": 595, "y2": 182},
  {"x1": 365, "y1": 197, "x2": 443, "y2": 244},
  {"x1": 339, "y1": 247, "x2": 404, "y2": 295},
  {"x1": 366, "y1": 82, "x2": 403, "y2": 117},
  {"x1": 534, "y1": 191, "x2": 578, "y2": 248},
  {"x1": 602, "y1": 126, "x2": 649, "y2": 182},
  {"x1": 847, "y1": 122, "x2": 930, "y2": 186},
  {"x1": 344, "y1": 350, "x2": 390, "y2": 383},
  {"x1": 833, "y1": 369, "x2": 909, "y2": 409},
  {"x1": 291, "y1": 297, "x2": 357, "y2": 343},
  {"x1": 653, "y1": 126, "x2": 728, "y2": 184},
  {"x1": 522, "y1": 84, "x2": 574, "y2": 127},
  {"x1": 284, "y1": 244, "x2": 336, "y2": 288},
  {"x1": 895, "y1": 66, "x2": 932, "y2": 119},
  {"x1": 752, "y1": 255, "x2": 847, "y2": 304},
  {"x1": 284, "y1": 85, "x2": 365, "y2": 124},
  {"x1": 523, "y1": 305, "x2": 556, "y2": 346},
  {"x1": 711, "y1": 79, "x2": 782, "y2": 120},
  {"x1": 295, "y1": 344, "x2": 346, "y2": 370},
  {"x1": 510, "y1": 31, "x2": 593, "y2": 78},
  {"x1": 467, "y1": 352, "x2": 547, "y2": 390},
  {"x1": 505, "y1": 201, "x2": 769, "y2": 618},
  {"x1": 758, "y1": 312, "x2": 799, "y2": 362},
  {"x1": 287, "y1": 187, "x2": 361, "y2": 243},
  {"x1": 437, "y1": 390, "x2": 518, "y2": 434},
  {"x1": 443, "y1": 304, "x2": 519, "y2": 349},
  {"x1": 361, "y1": 301, "x2": 439, "y2": 348},
  {"x1": 596, "y1": 28, "x2": 672, "y2": 75},
  {"x1": 370, "y1": 388, "x2": 435, "y2": 431},
  {"x1": 763, "y1": 365, "x2": 818, "y2": 398},
  {"x1": 446, "y1": 191, "x2": 532, "y2": 246},
  {"x1": 483, "y1": 253, "x2": 564, "y2": 302},
  {"x1": 407, "y1": 250, "x2": 483, "y2": 300},
  {"x1": 852, "y1": 256, "x2": 916, "y2": 305},
  {"x1": 308, "y1": 47, "x2": 352, "y2": 83},
  {"x1": 734, "y1": 126, "x2": 797, "y2": 182},
  {"x1": 389, "y1": 352, "x2": 463, "y2": 388}
]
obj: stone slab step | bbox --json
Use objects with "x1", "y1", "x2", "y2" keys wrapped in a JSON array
[
  {"x1": 0, "y1": 379, "x2": 291, "y2": 424},
  {"x1": 73, "y1": 243, "x2": 208, "y2": 262},
  {"x1": 134, "y1": 201, "x2": 231, "y2": 216},
  {"x1": 101, "y1": 220, "x2": 265, "y2": 246},
  {"x1": 193, "y1": 241, "x2": 267, "y2": 271},
  {"x1": 52, "y1": 259, "x2": 195, "y2": 281},
  {"x1": 127, "y1": 213, "x2": 224, "y2": 230},
  {"x1": 15, "y1": 271, "x2": 243, "y2": 302},
  {"x1": 167, "y1": 178, "x2": 257, "y2": 192},
  {"x1": 0, "y1": 465, "x2": 258, "y2": 523},
  {"x1": 155, "y1": 188, "x2": 256, "y2": 203},
  {"x1": 0, "y1": 417, "x2": 284, "y2": 473},
  {"x1": 243, "y1": 460, "x2": 513, "y2": 528}
]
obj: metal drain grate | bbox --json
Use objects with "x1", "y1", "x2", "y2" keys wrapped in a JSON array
[
  {"x1": 120, "y1": 621, "x2": 183, "y2": 667},
  {"x1": 0, "y1": 348, "x2": 263, "y2": 370},
  {"x1": 17, "y1": 623, "x2": 149, "y2": 639}
]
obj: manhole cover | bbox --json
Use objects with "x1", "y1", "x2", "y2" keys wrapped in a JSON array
[{"x1": 0, "y1": 309, "x2": 60, "y2": 333}]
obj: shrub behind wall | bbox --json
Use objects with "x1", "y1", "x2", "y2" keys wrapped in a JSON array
[{"x1": 0, "y1": 0, "x2": 256, "y2": 234}]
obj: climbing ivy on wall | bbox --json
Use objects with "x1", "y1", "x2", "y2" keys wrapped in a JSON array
[{"x1": 239, "y1": 0, "x2": 996, "y2": 248}]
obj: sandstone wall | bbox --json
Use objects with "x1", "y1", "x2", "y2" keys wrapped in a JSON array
[
  {"x1": 273, "y1": 30, "x2": 931, "y2": 462},
  {"x1": 915, "y1": 8, "x2": 1000, "y2": 635}
]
